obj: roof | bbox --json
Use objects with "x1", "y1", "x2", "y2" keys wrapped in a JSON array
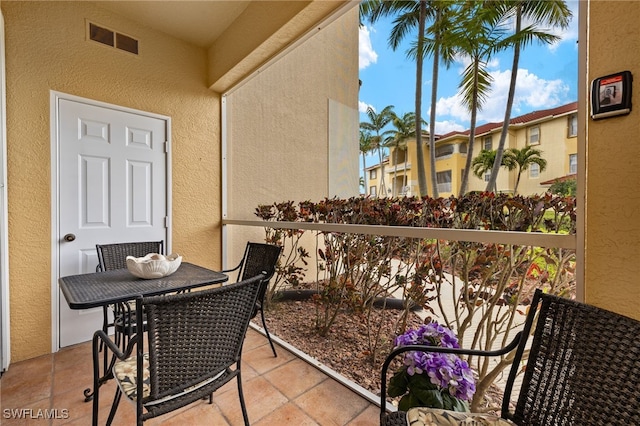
[
  {"x1": 438, "y1": 101, "x2": 578, "y2": 140},
  {"x1": 540, "y1": 174, "x2": 577, "y2": 185}
]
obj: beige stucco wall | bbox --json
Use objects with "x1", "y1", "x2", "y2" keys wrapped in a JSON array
[
  {"x1": 224, "y1": 7, "x2": 359, "y2": 267},
  {"x1": 2, "y1": 1, "x2": 222, "y2": 361},
  {"x1": 584, "y1": 1, "x2": 640, "y2": 319}
]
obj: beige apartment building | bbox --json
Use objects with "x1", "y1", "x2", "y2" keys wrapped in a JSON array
[{"x1": 366, "y1": 102, "x2": 578, "y2": 197}]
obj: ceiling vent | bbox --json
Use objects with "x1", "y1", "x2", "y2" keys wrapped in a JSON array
[{"x1": 88, "y1": 22, "x2": 138, "y2": 55}]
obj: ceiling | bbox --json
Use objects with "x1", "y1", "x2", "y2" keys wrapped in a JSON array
[{"x1": 94, "y1": 1, "x2": 251, "y2": 48}]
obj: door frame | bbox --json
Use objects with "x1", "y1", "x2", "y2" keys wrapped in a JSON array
[
  {"x1": 50, "y1": 92, "x2": 172, "y2": 352},
  {"x1": 0, "y1": 10, "x2": 9, "y2": 372}
]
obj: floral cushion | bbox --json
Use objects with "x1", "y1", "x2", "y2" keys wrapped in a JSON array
[
  {"x1": 113, "y1": 353, "x2": 151, "y2": 401},
  {"x1": 406, "y1": 407, "x2": 516, "y2": 426},
  {"x1": 113, "y1": 353, "x2": 225, "y2": 407}
]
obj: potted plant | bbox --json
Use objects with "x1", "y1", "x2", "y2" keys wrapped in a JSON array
[{"x1": 388, "y1": 322, "x2": 476, "y2": 412}]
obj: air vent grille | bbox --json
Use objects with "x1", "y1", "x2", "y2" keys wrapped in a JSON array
[{"x1": 88, "y1": 22, "x2": 138, "y2": 55}]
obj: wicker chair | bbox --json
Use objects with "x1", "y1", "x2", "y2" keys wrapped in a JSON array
[
  {"x1": 91, "y1": 273, "x2": 266, "y2": 426},
  {"x1": 380, "y1": 289, "x2": 640, "y2": 426},
  {"x1": 95, "y1": 241, "x2": 164, "y2": 348},
  {"x1": 222, "y1": 242, "x2": 282, "y2": 357}
]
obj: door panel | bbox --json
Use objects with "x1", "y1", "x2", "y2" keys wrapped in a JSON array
[{"x1": 58, "y1": 98, "x2": 167, "y2": 347}]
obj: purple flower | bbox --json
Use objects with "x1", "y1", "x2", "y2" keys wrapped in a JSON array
[{"x1": 394, "y1": 322, "x2": 476, "y2": 402}]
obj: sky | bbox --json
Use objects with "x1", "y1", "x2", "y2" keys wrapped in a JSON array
[{"x1": 358, "y1": 1, "x2": 580, "y2": 137}]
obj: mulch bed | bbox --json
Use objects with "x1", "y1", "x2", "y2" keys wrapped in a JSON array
[{"x1": 257, "y1": 294, "x2": 424, "y2": 395}]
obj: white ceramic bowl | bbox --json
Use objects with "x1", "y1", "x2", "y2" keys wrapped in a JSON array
[{"x1": 126, "y1": 253, "x2": 182, "y2": 279}]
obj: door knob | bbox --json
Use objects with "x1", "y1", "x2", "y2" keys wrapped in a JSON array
[{"x1": 63, "y1": 233, "x2": 76, "y2": 242}]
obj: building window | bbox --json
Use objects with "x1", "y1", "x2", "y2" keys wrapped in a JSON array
[
  {"x1": 569, "y1": 153, "x2": 578, "y2": 174},
  {"x1": 528, "y1": 126, "x2": 540, "y2": 145},
  {"x1": 369, "y1": 186, "x2": 377, "y2": 196},
  {"x1": 483, "y1": 136, "x2": 493, "y2": 151},
  {"x1": 369, "y1": 169, "x2": 377, "y2": 179},
  {"x1": 436, "y1": 170, "x2": 452, "y2": 193},
  {"x1": 435, "y1": 145, "x2": 454, "y2": 158},
  {"x1": 459, "y1": 143, "x2": 467, "y2": 154},
  {"x1": 484, "y1": 172, "x2": 491, "y2": 182},
  {"x1": 529, "y1": 163, "x2": 540, "y2": 178},
  {"x1": 568, "y1": 113, "x2": 578, "y2": 137}
]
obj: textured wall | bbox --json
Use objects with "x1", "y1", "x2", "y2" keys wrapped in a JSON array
[
  {"x1": 2, "y1": 1, "x2": 221, "y2": 361},
  {"x1": 224, "y1": 8, "x2": 359, "y2": 268},
  {"x1": 585, "y1": 1, "x2": 640, "y2": 319}
]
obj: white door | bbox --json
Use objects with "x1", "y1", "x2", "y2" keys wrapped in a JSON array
[{"x1": 57, "y1": 98, "x2": 168, "y2": 347}]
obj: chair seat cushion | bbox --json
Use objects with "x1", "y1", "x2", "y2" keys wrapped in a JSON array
[
  {"x1": 406, "y1": 407, "x2": 515, "y2": 426},
  {"x1": 113, "y1": 353, "x2": 225, "y2": 407}
]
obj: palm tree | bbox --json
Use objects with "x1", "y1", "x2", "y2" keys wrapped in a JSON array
[
  {"x1": 360, "y1": 1, "x2": 436, "y2": 197},
  {"x1": 447, "y1": 2, "x2": 507, "y2": 195},
  {"x1": 360, "y1": 130, "x2": 374, "y2": 195},
  {"x1": 471, "y1": 148, "x2": 514, "y2": 191},
  {"x1": 420, "y1": 1, "x2": 457, "y2": 197},
  {"x1": 385, "y1": 111, "x2": 425, "y2": 196},
  {"x1": 471, "y1": 149, "x2": 498, "y2": 181},
  {"x1": 503, "y1": 145, "x2": 547, "y2": 194},
  {"x1": 360, "y1": 105, "x2": 395, "y2": 196},
  {"x1": 485, "y1": 0, "x2": 571, "y2": 192}
]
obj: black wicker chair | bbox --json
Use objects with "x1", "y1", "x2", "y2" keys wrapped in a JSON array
[
  {"x1": 95, "y1": 241, "x2": 164, "y2": 348},
  {"x1": 91, "y1": 273, "x2": 266, "y2": 426},
  {"x1": 222, "y1": 242, "x2": 282, "y2": 357},
  {"x1": 380, "y1": 289, "x2": 640, "y2": 426}
]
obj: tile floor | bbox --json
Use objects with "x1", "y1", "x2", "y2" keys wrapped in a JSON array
[{"x1": 0, "y1": 327, "x2": 381, "y2": 425}]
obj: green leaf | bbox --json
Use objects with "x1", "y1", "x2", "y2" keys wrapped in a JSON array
[
  {"x1": 398, "y1": 394, "x2": 419, "y2": 412},
  {"x1": 441, "y1": 391, "x2": 470, "y2": 412},
  {"x1": 387, "y1": 369, "x2": 409, "y2": 398},
  {"x1": 412, "y1": 388, "x2": 444, "y2": 409},
  {"x1": 406, "y1": 374, "x2": 438, "y2": 393}
]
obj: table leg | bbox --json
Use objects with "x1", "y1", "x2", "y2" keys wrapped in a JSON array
[{"x1": 85, "y1": 330, "x2": 119, "y2": 402}]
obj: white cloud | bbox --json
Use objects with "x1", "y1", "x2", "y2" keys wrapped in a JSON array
[
  {"x1": 435, "y1": 68, "x2": 570, "y2": 125},
  {"x1": 435, "y1": 120, "x2": 465, "y2": 135},
  {"x1": 359, "y1": 101, "x2": 374, "y2": 113},
  {"x1": 452, "y1": 53, "x2": 500, "y2": 73},
  {"x1": 515, "y1": 0, "x2": 579, "y2": 53},
  {"x1": 359, "y1": 26, "x2": 378, "y2": 70},
  {"x1": 550, "y1": 0, "x2": 579, "y2": 52}
]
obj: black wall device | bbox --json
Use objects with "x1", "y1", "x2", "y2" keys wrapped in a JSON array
[{"x1": 591, "y1": 70, "x2": 632, "y2": 120}]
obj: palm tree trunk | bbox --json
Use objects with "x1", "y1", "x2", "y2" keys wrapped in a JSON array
[
  {"x1": 361, "y1": 152, "x2": 367, "y2": 195},
  {"x1": 393, "y1": 146, "x2": 399, "y2": 196},
  {"x1": 403, "y1": 149, "x2": 408, "y2": 195},
  {"x1": 429, "y1": 7, "x2": 442, "y2": 198},
  {"x1": 460, "y1": 60, "x2": 480, "y2": 195},
  {"x1": 415, "y1": 0, "x2": 428, "y2": 197},
  {"x1": 514, "y1": 167, "x2": 522, "y2": 195},
  {"x1": 487, "y1": 6, "x2": 522, "y2": 193},
  {"x1": 378, "y1": 145, "x2": 386, "y2": 196}
]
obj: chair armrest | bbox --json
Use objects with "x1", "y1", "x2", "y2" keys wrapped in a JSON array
[
  {"x1": 379, "y1": 331, "x2": 523, "y2": 419},
  {"x1": 92, "y1": 329, "x2": 133, "y2": 362},
  {"x1": 219, "y1": 263, "x2": 241, "y2": 274}
]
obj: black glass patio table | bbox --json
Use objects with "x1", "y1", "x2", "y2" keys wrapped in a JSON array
[{"x1": 59, "y1": 262, "x2": 228, "y2": 401}]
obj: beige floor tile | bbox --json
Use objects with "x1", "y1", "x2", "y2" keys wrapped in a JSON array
[
  {"x1": 295, "y1": 379, "x2": 371, "y2": 425},
  {"x1": 255, "y1": 401, "x2": 320, "y2": 426},
  {"x1": 1, "y1": 365, "x2": 52, "y2": 408},
  {"x1": 263, "y1": 358, "x2": 327, "y2": 399},
  {"x1": 155, "y1": 400, "x2": 231, "y2": 425},
  {"x1": 347, "y1": 404, "x2": 381, "y2": 425},
  {"x1": 0, "y1": 327, "x2": 381, "y2": 426},
  {"x1": 215, "y1": 376, "x2": 288, "y2": 425},
  {"x1": 1, "y1": 398, "x2": 53, "y2": 426},
  {"x1": 243, "y1": 344, "x2": 294, "y2": 376}
]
